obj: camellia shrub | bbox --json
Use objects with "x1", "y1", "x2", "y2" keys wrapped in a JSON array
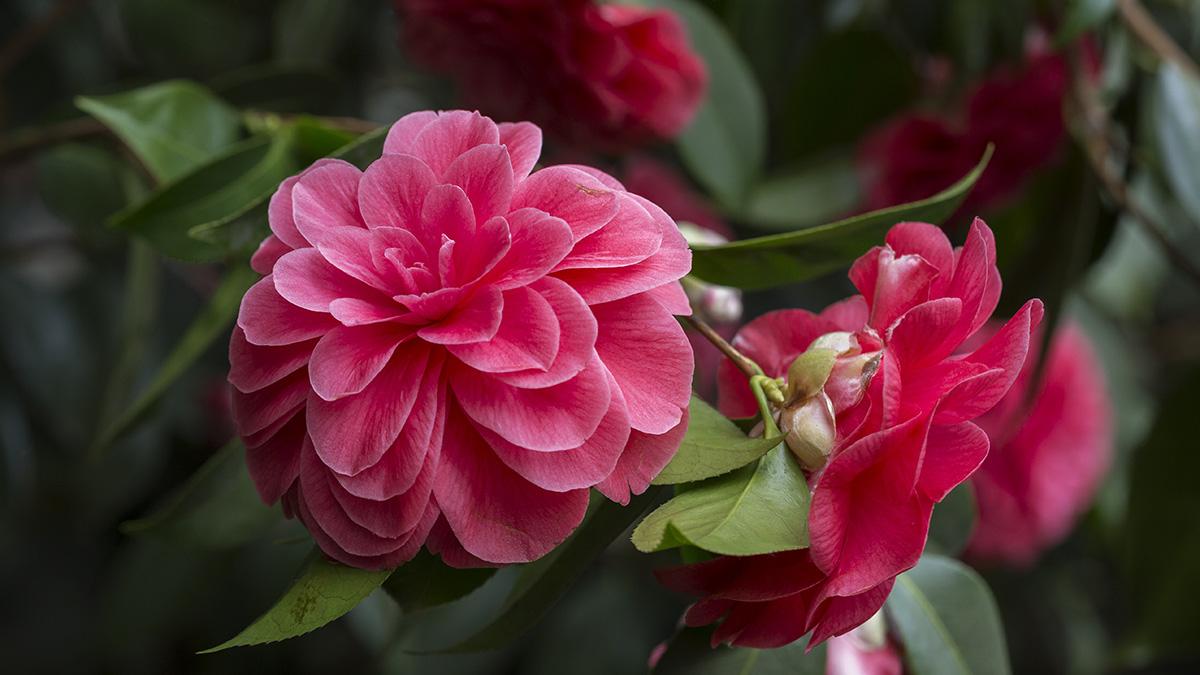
[{"x1": 7, "y1": 0, "x2": 1200, "y2": 673}]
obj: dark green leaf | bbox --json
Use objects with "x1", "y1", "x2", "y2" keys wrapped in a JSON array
[
  {"x1": 743, "y1": 156, "x2": 862, "y2": 231},
  {"x1": 121, "y1": 439, "x2": 278, "y2": 549},
  {"x1": 654, "y1": 395, "x2": 780, "y2": 485},
  {"x1": 92, "y1": 263, "x2": 258, "y2": 453},
  {"x1": 887, "y1": 554, "x2": 1011, "y2": 675},
  {"x1": 653, "y1": 626, "x2": 826, "y2": 674},
  {"x1": 36, "y1": 143, "x2": 137, "y2": 229},
  {"x1": 925, "y1": 484, "x2": 977, "y2": 557},
  {"x1": 433, "y1": 489, "x2": 662, "y2": 652},
  {"x1": 76, "y1": 80, "x2": 241, "y2": 182},
  {"x1": 689, "y1": 145, "x2": 992, "y2": 290},
  {"x1": 200, "y1": 549, "x2": 390, "y2": 652},
  {"x1": 633, "y1": 444, "x2": 808, "y2": 555},
  {"x1": 1057, "y1": 0, "x2": 1116, "y2": 45},
  {"x1": 111, "y1": 132, "x2": 301, "y2": 261},
  {"x1": 658, "y1": 0, "x2": 766, "y2": 209},
  {"x1": 273, "y1": 0, "x2": 354, "y2": 67},
  {"x1": 1153, "y1": 63, "x2": 1200, "y2": 226},
  {"x1": 384, "y1": 551, "x2": 497, "y2": 614}
]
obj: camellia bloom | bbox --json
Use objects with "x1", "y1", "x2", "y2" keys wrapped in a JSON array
[
  {"x1": 826, "y1": 613, "x2": 903, "y2": 675},
  {"x1": 659, "y1": 220, "x2": 1042, "y2": 647},
  {"x1": 395, "y1": 0, "x2": 707, "y2": 149},
  {"x1": 967, "y1": 322, "x2": 1112, "y2": 566},
  {"x1": 230, "y1": 110, "x2": 693, "y2": 569},
  {"x1": 859, "y1": 37, "x2": 1074, "y2": 215}
]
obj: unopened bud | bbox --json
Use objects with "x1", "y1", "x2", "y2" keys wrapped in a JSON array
[
  {"x1": 778, "y1": 392, "x2": 836, "y2": 471},
  {"x1": 785, "y1": 347, "x2": 838, "y2": 405}
]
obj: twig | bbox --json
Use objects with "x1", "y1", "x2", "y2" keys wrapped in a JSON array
[
  {"x1": 684, "y1": 315, "x2": 762, "y2": 378},
  {"x1": 0, "y1": 117, "x2": 106, "y2": 163},
  {"x1": 1117, "y1": 0, "x2": 1200, "y2": 80},
  {"x1": 1067, "y1": 45, "x2": 1200, "y2": 290}
]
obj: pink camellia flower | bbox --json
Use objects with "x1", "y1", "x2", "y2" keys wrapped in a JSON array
[
  {"x1": 230, "y1": 110, "x2": 693, "y2": 569},
  {"x1": 395, "y1": 0, "x2": 707, "y2": 149},
  {"x1": 967, "y1": 321, "x2": 1112, "y2": 566},
  {"x1": 859, "y1": 36, "x2": 1078, "y2": 215},
  {"x1": 826, "y1": 615, "x2": 903, "y2": 675},
  {"x1": 658, "y1": 220, "x2": 1042, "y2": 647}
]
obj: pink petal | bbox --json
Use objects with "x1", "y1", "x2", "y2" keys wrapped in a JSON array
[
  {"x1": 267, "y1": 175, "x2": 307, "y2": 249},
  {"x1": 452, "y1": 355, "x2": 612, "y2": 451},
  {"x1": 885, "y1": 221, "x2": 954, "y2": 290},
  {"x1": 498, "y1": 121, "x2": 542, "y2": 181},
  {"x1": 426, "y1": 512, "x2": 495, "y2": 569},
  {"x1": 442, "y1": 144, "x2": 515, "y2": 225},
  {"x1": 421, "y1": 183, "x2": 476, "y2": 248},
  {"x1": 382, "y1": 110, "x2": 439, "y2": 155},
  {"x1": 643, "y1": 280, "x2": 691, "y2": 315},
  {"x1": 492, "y1": 277, "x2": 597, "y2": 388},
  {"x1": 553, "y1": 193, "x2": 662, "y2": 271},
  {"x1": 808, "y1": 580, "x2": 895, "y2": 646},
  {"x1": 228, "y1": 326, "x2": 313, "y2": 393},
  {"x1": 554, "y1": 239, "x2": 691, "y2": 305},
  {"x1": 250, "y1": 234, "x2": 290, "y2": 274},
  {"x1": 596, "y1": 406, "x2": 689, "y2": 504},
  {"x1": 417, "y1": 285, "x2": 503, "y2": 345},
  {"x1": 819, "y1": 295, "x2": 869, "y2": 331},
  {"x1": 329, "y1": 452, "x2": 437, "y2": 538},
  {"x1": 593, "y1": 293, "x2": 692, "y2": 434},
  {"x1": 448, "y1": 285, "x2": 560, "y2": 373},
  {"x1": 449, "y1": 215, "x2": 511, "y2": 287},
  {"x1": 484, "y1": 207, "x2": 574, "y2": 290},
  {"x1": 231, "y1": 369, "x2": 309, "y2": 437},
  {"x1": 919, "y1": 421, "x2": 990, "y2": 501},
  {"x1": 410, "y1": 110, "x2": 501, "y2": 176},
  {"x1": 307, "y1": 341, "x2": 430, "y2": 475},
  {"x1": 937, "y1": 299, "x2": 1043, "y2": 424},
  {"x1": 237, "y1": 276, "x2": 337, "y2": 346},
  {"x1": 855, "y1": 248, "x2": 940, "y2": 331},
  {"x1": 272, "y1": 248, "x2": 389, "y2": 314},
  {"x1": 359, "y1": 154, "x2": 437, "y2": 238},
  {"x1": 943, "y1": 218, "x2": 999, "y2": 344},
  {"x1": 887, "y1": 297, "x2": 963, "y2": 369},
  {"x1": 291, "y1": 160, "x2": 365, "y2": 242},
  {"x1": 511, "y1": 165, "x2": 620, "y2": 241},
  {"x1": 308, "y1": 323, "x2": 412, "y2": 401},
  {"x1": 433, "y1": 403, "x2": 590, "y2": 563},
  {"x1": 244, "y1": 410, "x2": 304, "y2": 504}
]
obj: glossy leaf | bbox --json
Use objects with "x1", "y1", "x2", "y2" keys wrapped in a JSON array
[
  {"x1": 689, "y1": 145, "x2": 992, "y2": 290},
  {"x1": 111, "y1": 132, "x2": 300, "y2": 261},
  {"x1": 653, "y1": 396, "x2": 780, "y2": 485},
  {"x1": 887, "y1": 554, "x2": 1011, "y2": 675},
  {"x1": 92, "y1": 263, "x2": 259, "y2": 453},
  {"x1": 36, "y1": 143, "x2": 137, "y2": 229},
  {"x1": 433, "y1": 489, "x2": 662, "y2": 653},
  {"x1": 200, "y1": 550, "x2": 390, "y2": 652},
  {"x1": 653, "y1": 626, "x2": 826, "y2": 674},
  {"x1": 384, "y1": 551, "x2": 497, "y2": 614},
  {"x1": 76, "y1": 80, "x2": 241, "y2": 182},
  {"x1": 120, "y1": 439, "x2": 278, "y2": 549},
  {"x1": 633, "y1": 444, "x2": 808, "y2": 556},
  {"x1": 743, "y1": 156, "x2": 862, "y2": 232},
  {"x1": 1153, "y1": 63, "x2": 1200, "y2": 226},
  {"x1": 925, "y1": 483, "x2": 977, "y2": 558},
  {"x1": 658, "y1": 0, "x2": 766, "y2": 209}
]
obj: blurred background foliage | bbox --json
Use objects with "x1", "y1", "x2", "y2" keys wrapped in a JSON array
[{"x1": 2, "y1": 0, "x2": 1200, "y2": 673}]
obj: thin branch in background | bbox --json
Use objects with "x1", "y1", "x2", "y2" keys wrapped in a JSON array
[
  {"x1": 0, "y1": 117, "x2": 105, "y2": 163},
  {"x1": 1066, "y1": 45, "x2": 1200, "y2": 290},
  {"x1": 683, "y1": 315, "x2": 762, "y2": 379},
  {"x1": 1117, "y1": 0, "x2": 1200, "y2": 80}
]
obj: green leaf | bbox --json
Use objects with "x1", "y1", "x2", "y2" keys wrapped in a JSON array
[
  {"x1": 925, "y1": 483, "x2": 977, "y2": 557},
  {"x1": 653, "y1": 626, "x2": 827, "y2": 674},
  {"x1": 433, "y1": 489, "x2": 662, "y2": 652},
  {"x1": 689, "y1": 145, "x2": 993, "y2": 290},
  {"x1": 743, "y1": 156, "x2": 862, "y2": 231},
  {"x1": 121, "y1": 439, "x2": 278, "y2": 548},
  {"x1": 36, "y1": 143, "x2": 137, "y2": 229},
  {"x1": 384, "y1": 551, "x2": 497, "y2": 614},
  {"x1": 654, "y1": 396, "x2": 780, "y2": 485},
  {"x1": 76, "y1": 80, "x2": 241, "y2": 182},
  {"x1": 887, "y1": 554, "x2": 1011, "y2": 675},
  {"x1": 200, "y1": 550, "x2": 390, "y2": 653},
  {"x1": 111, "y1": 131, "x2": 301, "y2": 261},
  {"x1": 1057, "y1": 0, "x2": 1116, "y2": 45},
  {"x1": 92, "y1": 264, "x2": 258, "y2": 454},
  {"x1": 658, "y1": 0, "x2": 766, "y2": 209},
  {"x1": 633, "y1": 444, "x2": 808, "y2": 556},
  {"x1": 1153, "y1": 63, "x2": 1200, "y2": 226}
]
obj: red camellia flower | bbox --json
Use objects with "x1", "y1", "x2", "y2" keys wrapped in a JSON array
[
  {"x1": 859, "y1": 37, "x2": 1075, "y2": 215},
  {"x1": 395, "y1": 0, "x2": 707, "y2": 149},
  {"x1": 967, "y1": 321, "x2": 1112, "y2": 566},
  {"x1": 229, "y1": 110, "x2": 693, "y2": 569},
  {"x1": 658, "y1": 220, "x2": 1042, "y2": 647}
]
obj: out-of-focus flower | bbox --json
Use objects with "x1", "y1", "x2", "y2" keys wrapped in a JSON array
[
  {"x1": 967, "y1": 322, "x2": 1112, "y2": 566},
  {"x1": 826, "y1": 611, "x2": 903, "y2": 675},
  {"x1": 395, "y1": 0, "x2": 707, "y2": 149},
  {"x1": 859, "y1": 35, "x2": 1083, "y2": 215},
  {"x1": 623, "y1": 156, "x2": 741, "y2": 400},
  {"x1": 230, "y1": 110, "x2": 693, "y2": 569},
  {"x1": 659, "y1": 220, "x2": 1042, "y2": 647}
]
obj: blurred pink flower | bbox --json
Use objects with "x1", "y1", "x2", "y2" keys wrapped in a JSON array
[
  {"x1": 230, "y1": 110, "x2": 693, "y2": 569},
  {"x1": 827, "y1": 619, "x2": 903, "y2": 675},
  {"x1": 967, "y1": 322, "x2": 1112, "y2": 566},
  {"x1": 859, "y1": 38, "x2": 1082, "y2": 215},
  {"x1": 659, "y1": 220, "x2": 1042, "y2": 648},
  {"x1": 396, "y1": 0, "x2": 707, "y2": 149}
]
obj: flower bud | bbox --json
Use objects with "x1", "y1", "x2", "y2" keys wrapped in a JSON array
[{"x1": 778, "y1": 391, "x2": 837, "y2": 471}]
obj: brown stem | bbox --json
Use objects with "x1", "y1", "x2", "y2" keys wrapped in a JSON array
[
  {"x1": 684, "y1": 315, "x2": 762, "y2": 378},
  {"x1": 0, "y1": 117, "x2": 106, "y2": 163},
  {"x1": 1118, "y1": 0, "x2": 1200, "y2": 80},
  {"x1": 1067, "y1": 45, "x2": 1200, "y2": 290}
]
